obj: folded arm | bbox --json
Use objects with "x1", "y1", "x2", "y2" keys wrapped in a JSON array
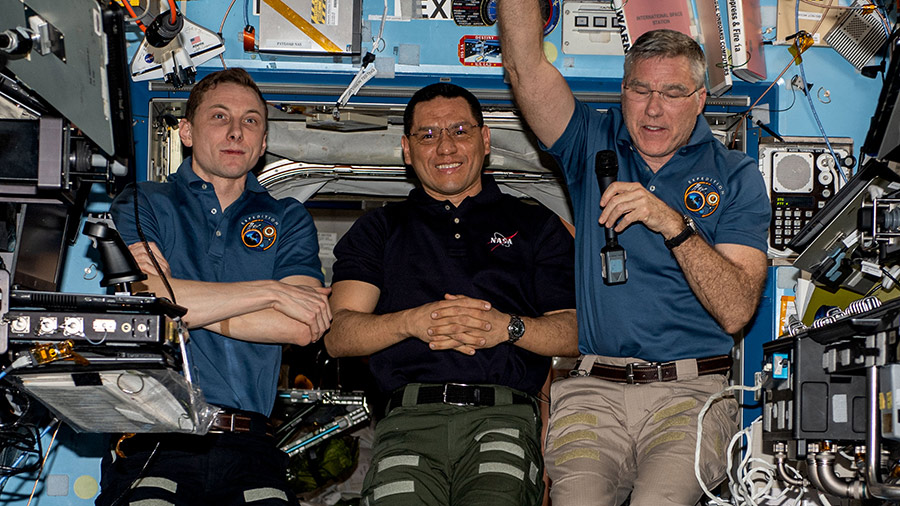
[{"x1": 129, "y1": 242, "x2": 331, "y2": 346}]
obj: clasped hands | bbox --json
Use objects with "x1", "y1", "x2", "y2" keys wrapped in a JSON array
[{"x1": 410, "y1": 293, "x2": 510, "y2": 356}]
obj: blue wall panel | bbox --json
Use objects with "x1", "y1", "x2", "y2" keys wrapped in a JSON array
[{"x1": 3, "y1": 0, "x2": 893, "y2": 503}]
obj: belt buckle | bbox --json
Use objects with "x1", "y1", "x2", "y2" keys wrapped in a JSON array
[
  {"x1": 208, "y1": 412, "x2": 230, "y2": 434},
  {"x1": 443, "y1": 383, "x2": 471, "y2": 406},
  {"x1": 625, "y1": 362, "x2": 662, "y2": 384}
]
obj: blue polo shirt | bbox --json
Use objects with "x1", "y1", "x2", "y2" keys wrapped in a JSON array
[
  {"x1": 332, "y1": 175, "x2": 576, "y2": 395},
  {"x1": 545, "y1": 101, "x2": 770, "y2": 361},
  {"x1": 110, "y1": 158, "x2": 323, "y2": 416}
]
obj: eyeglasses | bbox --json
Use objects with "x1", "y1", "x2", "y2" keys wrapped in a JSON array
[
  {"x1": 407, "y1": 123, "x2": 482, "y2": 145},
  {"x1": 622, "y1": 84, "x2": 703, "y2": 104}
]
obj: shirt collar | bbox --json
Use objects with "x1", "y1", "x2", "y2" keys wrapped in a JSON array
[
  {"x1": 171, "y1": 157, "x2": 267, "y2": 194},
  {"x1": 409, "y1": 174, "x2": 502, "y2": 208}
]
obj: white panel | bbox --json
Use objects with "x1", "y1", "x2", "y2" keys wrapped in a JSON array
[{"x1": 561, "y1": 1, "x2": 623, "y2": 55}]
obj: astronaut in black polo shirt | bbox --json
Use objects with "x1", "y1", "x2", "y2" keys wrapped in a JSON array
[{"x1": 325, "y1": 82, "x2": 578, "y2": 506}]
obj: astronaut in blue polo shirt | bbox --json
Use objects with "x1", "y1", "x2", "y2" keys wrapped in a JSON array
[
  {"x1": 326, "y1": 83, "x2": 579, "y2": 506},
  {"x1": 96, "y1": 68, "x2": 330, "y2": 506},
  {"x1": 500, "y1": 8, "x2": 769, "y2": 506}
]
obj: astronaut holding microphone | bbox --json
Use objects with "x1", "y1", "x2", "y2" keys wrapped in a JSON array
[{"x1": 498, "y1": 3, "x2": 771, "y2": 503}]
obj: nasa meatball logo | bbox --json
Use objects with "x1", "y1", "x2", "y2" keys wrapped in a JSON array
[
  {"x1": 240, "y1": 214, "x2": 279, "y2": 251},
  {"x1": 683, "y1": 178, "x2": 724, "y2": 218}
]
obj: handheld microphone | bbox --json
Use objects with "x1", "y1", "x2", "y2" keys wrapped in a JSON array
[{"x1": 595, "y1": 150, "x2": 627, "y2": 285}]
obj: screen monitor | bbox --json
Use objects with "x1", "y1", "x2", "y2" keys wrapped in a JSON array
[
  {"x1": 0, "y1": 117, "x2": 67, "y2": 192},
  {"x1": 10, "y1": 203, "x2": 71, "y2": 293},
  {"x1": 862, "y1": 45, "x2": 900, "y2": 163},
  {"x1": 789, "y1": 159, "x2": 900, "y2": 293},
  {"x1": 0, "y1": 0, "x2": 134, "y2": 171}
]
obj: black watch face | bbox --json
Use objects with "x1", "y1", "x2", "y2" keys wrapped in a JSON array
[{"x1": 509, "y1": 316, "x2": 525, "y2": 338}]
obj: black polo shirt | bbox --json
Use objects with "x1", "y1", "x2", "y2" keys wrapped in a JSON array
[{"x1": 332, "y1": 175, "x2": 576, "y2": 395}]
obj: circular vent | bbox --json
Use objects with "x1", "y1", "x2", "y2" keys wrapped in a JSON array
[{"x1": 772, "y1": 152, "x2": 814, "y2": 193}]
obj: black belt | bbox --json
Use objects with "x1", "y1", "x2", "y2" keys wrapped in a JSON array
[
  {"x1": 389, "y1": 383, "x2": 533, "y2": 413},
  {"x1": 588, "y1": 355, "x2": 732, "y2": 384}
]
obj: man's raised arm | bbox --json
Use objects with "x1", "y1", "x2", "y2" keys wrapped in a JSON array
[{"x1": 497, "y1": 0, "x2": 576, "y2": 147}]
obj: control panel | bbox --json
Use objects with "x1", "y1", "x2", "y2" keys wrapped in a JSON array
[
  {"x1": 759, "y1": 137, "x2": 856, "y2": 249},
  {"x1": 561, "y1": 2, "x2": 623, "y2": 55},
  {"x1": 6, "y1": 310, "x2": 175, "y2": 344}
]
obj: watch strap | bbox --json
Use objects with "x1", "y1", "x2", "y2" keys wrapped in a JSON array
[{"x1": 664, "y1": 216, "x2": 696, "y2": 250}]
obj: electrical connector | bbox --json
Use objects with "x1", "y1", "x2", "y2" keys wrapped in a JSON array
[
  {"x1": 9, "y1": 354, "x2": 33, "y2": 370},
  {"x1": 786, "y1": 30, "x2": 814, "y2": 65},
  {"x1": 0, "y1": 354, "x2": 33, "y2": 381}
]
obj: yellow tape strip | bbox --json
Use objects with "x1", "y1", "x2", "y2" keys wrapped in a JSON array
[
  {"x1": 645, "y1": 415, "x2": 691, "y2": 440},
  {"x1": 263, "y1": 0, "x2": 342, "y2": 53},
  {"x1": 652, "y1": 399, "x2": 696, "y2": 423},
  {"x1": 642, "y1": 431, "x2": 686, "y2": 456},
  {"x1": 554, "y1": 447, "x2": 602, "y2": 466},
  {"x1": 550, "y1": 412, "x2": 598, "y2": 431},
  {"x1": 551, "y1": 429, "x2": 598, "y2": 450}
]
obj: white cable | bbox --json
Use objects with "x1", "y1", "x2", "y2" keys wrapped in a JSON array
[
  {"x1": 719, "y1": 415, "x2": 807, "y2": 506},
  {"x1": 730, "y1": 429, "x2": 778, "y2": 506},
  {"x1": 732, "y1": 438, "x2": 756, "y2": 503},
  {"x1": 176, "y1": 319, "x2": 192, "y2": 384},
  {"x1": 124, "y1": 0, "x2": 152, "y2": 22},
  {"x1": 727, "y1": 426, "x2": 754, "y2": 501},
  {"x1": 774, "y1": 487, "x2": 806, "y2": 506},
  {"x1": 743, "y1": 459, "x2": 779, "y2": 504},
  {"x1": 695, "y1": 383, "x2": 765, "y2": 506},
  {"x1": 371, "y1": 0, "x2": 388, "y2": 53},
  {"x1": 0, "y1": 355, "x2": 33, "y2": 381}
]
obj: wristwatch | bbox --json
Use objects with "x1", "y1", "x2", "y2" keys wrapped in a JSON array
[
  {"x1": 664, "y1": 215, "x2": 697, "y2": 250},
  {"x1": 507, "y1": 315, "x2": 525, "y2": 344}
]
